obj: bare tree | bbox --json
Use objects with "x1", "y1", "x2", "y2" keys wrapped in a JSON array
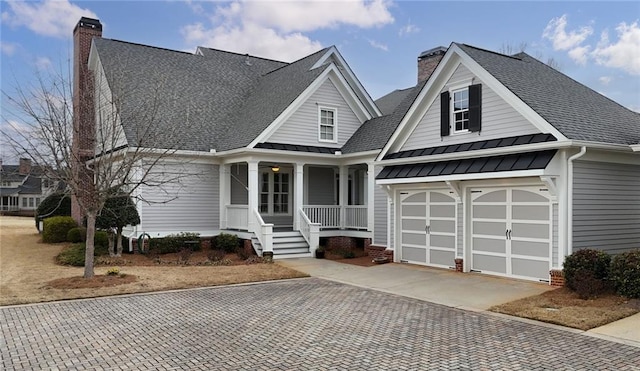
[
  {"x1": 2, "y1": 60, "x2": 195, "y2": 278},
  {"x1": 499, "y1": 42, "x2": 562, "y2": 71}
]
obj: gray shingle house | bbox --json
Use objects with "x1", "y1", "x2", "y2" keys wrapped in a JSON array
[
  {"x1": 0, "y1": 158, "x2": 57, "y2": 216},
  {"x1": 76, "y1": 18, "x2": 640, "y2": 283}
]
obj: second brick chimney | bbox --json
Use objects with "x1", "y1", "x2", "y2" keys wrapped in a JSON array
[
  {"x1": 72, "y1": 17, "x2": 102, "y2": 223},
  {"x1": 417, "y1": 46, "x2": 447, "y2": 83}
]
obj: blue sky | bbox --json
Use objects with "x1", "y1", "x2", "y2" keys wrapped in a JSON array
[{"x1": 1, "y1": 0, "x2": 639, "y2": 156}]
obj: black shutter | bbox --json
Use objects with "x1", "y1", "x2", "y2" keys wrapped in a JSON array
[
  {"x1": 440, "y1": 91, "x2": 450, "y2": 137},
  {"x1": 468, "y1": 84, "x2": 482, "y2": 132}
]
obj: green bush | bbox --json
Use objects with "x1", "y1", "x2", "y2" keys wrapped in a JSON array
[
  {"x1": 94, "y1": 230, "x2": 109, "y2": 249},
  {"x1": 215, "y1": 233, "x2": 239, "y2": 253},
  {"x1": 563, "y1": 248, "x2": 611, "y2": 292},
  {"x1": 56, "y1": 243, "x2": 109, "y2": 266},
  {"x1": 609, "y1": 249, "x2": 640, "y2": 299},
  {"x1": 66, "y1": 227, "x2": 87, "y2": 243},
  {"x1": 149, "y1": 232, "x2": 201, "y2": 255},
  {"x1": 42, "y1": 216, "x2": 77, "y2": 243},
  {"x1": 35, "y1": 193, "x2": 71, "y2": 231}
]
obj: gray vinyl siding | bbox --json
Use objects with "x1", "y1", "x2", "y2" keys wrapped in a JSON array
[
  {"x1": 573, "y1": 161, "x2": 640, "y2": 254},
  {"x1": 267, "y1": 78, "x2": 363, "y2": 148},
  {"x1": 552, "y1": 203, "x2": 558, "y2": 267},
  {"x1": 307, "y1": 166, "x2": 336, "y2": 205},
  {"x1": 401, "y1": 64, "x2": 541, "y2": 152},
  {"x1": 230, "y1": 163, "x2": 248, "y2": 205},
  {"x1": 140, "y1": 162, "x2": 220, "y2": 235},
  {"x1": 373, "y1": 166, "x2": 388, "y2": 246}
]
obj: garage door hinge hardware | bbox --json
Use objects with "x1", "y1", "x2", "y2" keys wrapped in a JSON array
[
  {"x1": 471, "y1": 190, "x2": 483, "y2": 193},
  {"x1": 470, "y1": 269, "x2": 481, "y2": 272},
  {"x1": 400, "y1": 192, "x2": 408, "y2": 195},
  {"x1": 539, "y1": 279, "x2": 550, "y2": 283},
  {"x1": 400, "y1": 260, "x2": 409, "y2": 263}
]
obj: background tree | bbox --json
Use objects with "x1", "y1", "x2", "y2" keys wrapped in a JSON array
[
  {"x1": 96, "y1": 191, "x2": 140, "y2": 257},
  {"x1": 499, "y1": 42, "x2": 562, "y2": 70},
  {"x1": 2, "y1": 60, "x2": 194, "y2": 278}
]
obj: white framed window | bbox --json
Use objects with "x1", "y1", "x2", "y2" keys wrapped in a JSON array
[
  {"x1": 452, "y1": 87, "x2": 469, "y2": 133},
  {"x1": 318, "y1": 106, "x2": 337, "y2": 143},
  {"x1": 22, "y1": 198, "x2": 27, "y2": 207},
  {"x1": 28, "y1": 198, "x2": 34, "y2": 208}
]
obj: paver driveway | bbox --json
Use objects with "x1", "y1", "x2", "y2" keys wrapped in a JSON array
[{"x1": 2, "y1": 278, "x2": 639, "y2": 370}]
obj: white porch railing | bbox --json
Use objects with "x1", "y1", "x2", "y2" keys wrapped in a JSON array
[
  {"x1": 302, "y1": 205, "x2": 368, "y2": 229},
  {"x1": 299, "y1": 208, "x2": 320, "y2": 255},
  {"x1": 251, "y1": 208, "x2": 273, "y2": 256},
  {"x1": 302, "y1": 205, "x2": 341, "y2": 228},
  {"x1": 345, "y1": 205, "x2": 368, "y2": 229},
  {"x1": 226, "y1": 205, "x2": 248, "y2": 230}
]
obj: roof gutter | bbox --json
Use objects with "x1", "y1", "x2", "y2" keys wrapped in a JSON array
[{"x1": 567, "y1": 146, "x2": 587, "y2": 256}]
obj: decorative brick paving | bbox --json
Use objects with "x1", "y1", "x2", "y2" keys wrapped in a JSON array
[{"x1": 1, "y1": 278, "x2": 639, "y2": 370}]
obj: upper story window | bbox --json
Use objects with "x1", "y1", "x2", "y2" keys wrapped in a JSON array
[
  {"x1": 452, "y1": 88, "x2": 469, "y2": 133},
  {"x1": 318, "y1": 107, "x2": 337, "y2": 143},
  {"x1": 440, "y1": 84, "x2": 482, "y2": 137}
]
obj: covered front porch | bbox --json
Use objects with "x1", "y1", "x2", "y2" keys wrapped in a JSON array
[{"x1": 219, "y1": 160, "x2": 375, "y2": 256}]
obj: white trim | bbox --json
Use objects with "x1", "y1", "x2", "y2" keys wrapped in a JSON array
[
  {"x1": 318, "y1": 105, "x2": 338, "y2": 143},
  {"x1": 631, "y1": 144, "x2": 640, "y2": 152},
  {"x1": 377, "y1": 43, "x2": 569, "y2": 160},
  {"x1": 567, "y1": 146, "x2": 587, "y2": 256},
  {"x1": 376, "y1": 169, "x2": 547, "y2": 185},
  {"x1": 451, "y1": 86, "x2": 470, "y2": 134}
]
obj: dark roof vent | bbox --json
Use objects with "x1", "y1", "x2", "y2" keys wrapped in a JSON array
[{"x1": 76, "y1": 17, "x2": 102, "y2": 31}]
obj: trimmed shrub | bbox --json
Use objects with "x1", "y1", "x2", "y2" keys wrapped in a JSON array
[
  {"x1": 215, "y1": 233, "x2": 240, "y2": 253},
  {"x1": 42, "y1": 216, "x2": 77, "y2": 243},
  {"x1": 149, "y1": 232, "x2": 201, "y2": 255},
  {"x1": 609, "y1": 249, "x2": 640, "y2": 299},
  {"x1": 94, "y1": 230, "x2": 109, "y2": 249},
  {"x1": 66, "y1": 227, "x2": 87, "y2": 243},
  {"x1": 35, "y1": 193, "x2": 71, "y2": 231},
  {"x1": 572, "y1": 270, "x2": 608, "y2": 299},
  {"x1": 563, "y1": 248, "x2": 611, "y2": 292},
  {"x1": 55, "y1": 243, "x2": 109, "y2": 266},
  {"x1": 236, "y1": 243, "x2": 255, "y2": 260},
  {"x1": 207, "y1": 249, "x2": 226, "y2": 262}
]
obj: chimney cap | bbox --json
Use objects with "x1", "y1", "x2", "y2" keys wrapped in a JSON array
[
  {"x1": 75, "y1": 17, "x2": 102, "y2": 32},
  {"x1": 418, "y1": 46, "x2": 447, "y2": 59}
]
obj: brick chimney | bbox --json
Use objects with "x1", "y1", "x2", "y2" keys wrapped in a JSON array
[
  {"x1": 72, "y1": 17, "x2": 102, "y2": 223},
  {"x1": 19, "y1": 158, "x2": 31, "y2": 175},
  {"x1": 417, "y1": 46, "x2": 447, "y2": 83}
]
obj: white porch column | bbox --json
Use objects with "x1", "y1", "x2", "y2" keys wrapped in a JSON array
[
  {"x1": 247, "y1": 161, "x2": 259, "y2": 232},
  {"x1": 339, "y1": 165, "x2": 348, "y2": 229},
  {"x1": 294, "y1": 163, "x2": 304, "y2": 231},
  {"x1": 367, "y1": 162, "x2": 375, "y2": 232},
  {"x1": 219, "y1": 164, "x2": 229, "y2": 230}
]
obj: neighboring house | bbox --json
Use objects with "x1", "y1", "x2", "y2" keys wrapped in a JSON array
[
  {"x1": 74, "y1": 18, "x2": 640, "y2": 283},
  {"x1": 376, "y1": 43, "x2": 640, "y2": 283},
  {"x1": 0, "y1": 158, "x2": 57, "y2": 216}
]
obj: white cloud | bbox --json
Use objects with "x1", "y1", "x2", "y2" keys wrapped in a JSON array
[
  {"x1": 543, "y1": 15, "x2": 593, "y2": 51},
  {"x1": 35, "y1": 57, "x2": 52, "y2": 71},
  {"x1": 181, "y1": 0, "x2": 394, "y2": 62},
  {"x1": 367, "y1": 39, "x2": 388, "y2": 51},
  {"x1": 591, "y1": 22, "x2": 640, "y2": 75},
  {"x1": 2, "y1": 0, "x2": 97, "y2": 38},
  {"x1": 1, "y1": 41, "x2": 18, "y2": 56},
  {"x1": 599, "y1": 76, "x2": 612, "y2": 85},
  {"x1": 568, "y1": 45, "x2": 590, "y2": 65},
  {"x1": 399, "y1": 23, "x2": 420, "y2": 36}
]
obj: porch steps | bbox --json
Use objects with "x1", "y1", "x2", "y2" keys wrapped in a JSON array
[{"x1": 252, "y1": 231, "x2": 311, "y2": 258}]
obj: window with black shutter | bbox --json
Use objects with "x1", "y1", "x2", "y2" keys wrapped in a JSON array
[{"x1": 440, "y1": 84, "x2": 482, "y2": 136}]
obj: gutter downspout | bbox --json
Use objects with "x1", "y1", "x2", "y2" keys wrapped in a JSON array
[{"x1": 567, "y1": 146, "x2": 587, "y2": 256}]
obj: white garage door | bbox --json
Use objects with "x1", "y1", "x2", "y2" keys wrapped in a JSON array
[
  {"x1": 399, "y1": 190, "x2": 457, "y2": 268},
  {"x1": 470, "y1": 187, "x2": 551, "y2": 282}
]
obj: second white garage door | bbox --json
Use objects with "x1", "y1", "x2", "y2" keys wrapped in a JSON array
[
  {"x1": 399, "y1": 190, "x2": 457, "y2": 268},
  {"x1": 470, "y1": 187, "x2": 552, "y2": 282}
]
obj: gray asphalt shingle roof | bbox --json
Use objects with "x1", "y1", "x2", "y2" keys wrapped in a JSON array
[
  {"x1": 457, "y1": 43, "x2": 640, "y2": 145},
  {"x1": 375, "y1": 88, "x2": 414, "y2": 115},
  {"x1": 342, "y1": 80, "x2": 426, "y2": 154},
  {"x1": 93, "y1": 39, "x2": 328, "y2": 152}
]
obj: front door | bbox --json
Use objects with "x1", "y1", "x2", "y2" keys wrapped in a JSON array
[{"x1": 259, "y1": 170, "x2": 291, "y2": 216}]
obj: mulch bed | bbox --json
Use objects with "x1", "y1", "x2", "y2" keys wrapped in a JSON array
[{"x1": 48, "y1": 274, "x2": 137, "y2": 289}]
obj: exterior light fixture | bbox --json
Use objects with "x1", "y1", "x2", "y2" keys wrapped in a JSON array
[{"x1": 271, "y1": 165, "x2": 280, "y2": 172}]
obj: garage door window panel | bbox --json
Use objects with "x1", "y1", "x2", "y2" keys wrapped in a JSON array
[
  {"x1": 473, "y1": 255, "x2": 507, "y2": 274},
  {"x1": 473, "y1": 205, "x2": 506, "y2": 219},
  {"x1": 511, "y1": 240, "x2": 549, "y2": 258},
  {"x1": 472, "y1": 237, "x2": 506, "y2": 254},
  {"x1": 402, "y1": 246, "x2": 427, "y2": 262},
  {"x1": 512, "y1": 205, "x2": 548, "y2": 220},
  {"x1": 511, "y1": 222, "x2": 549, "y2": 239}
]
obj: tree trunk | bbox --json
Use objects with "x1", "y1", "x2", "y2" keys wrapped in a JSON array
[
  {"x1": 84, "y1": 211, "x2": 97, "y2": 278},
  {"x1": 116, "y1": 227, "x2": 123, "y2": 257},
  {"x1": 108, "y1": 231, "x2": 115, "y2": 257}
]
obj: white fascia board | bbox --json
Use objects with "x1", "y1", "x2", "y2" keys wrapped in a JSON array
[
  {"x1": 376, "y1": 169, "x2": 546, "y2": 185},
  {"x1": 451, "y1": 44, "x2": 567, "y2": 141},
  {"x1": 632, "y1": 144, "x2": 640, "y2": 152},
  {"x1": 248, "y1": 66, "x2": 334, "y2": 148},
  {"x1": 311, "y1": 46, "x2": 381, "y2": 116},
  {"x1": 123, "y1": 147, "x2": 220, "y2": 164},
  {"x1": 567, "y1": 140, "x2": 636, "y2": 152},
  {"x1": 377, "y1": 52, "x2": 459, "y2": 160},
  {"x1": 377, "y1": 141, "x2": 571, "y2": 166},
  {"x1": 327, "y1": 70, "x2": 372, "y2": 122}
]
